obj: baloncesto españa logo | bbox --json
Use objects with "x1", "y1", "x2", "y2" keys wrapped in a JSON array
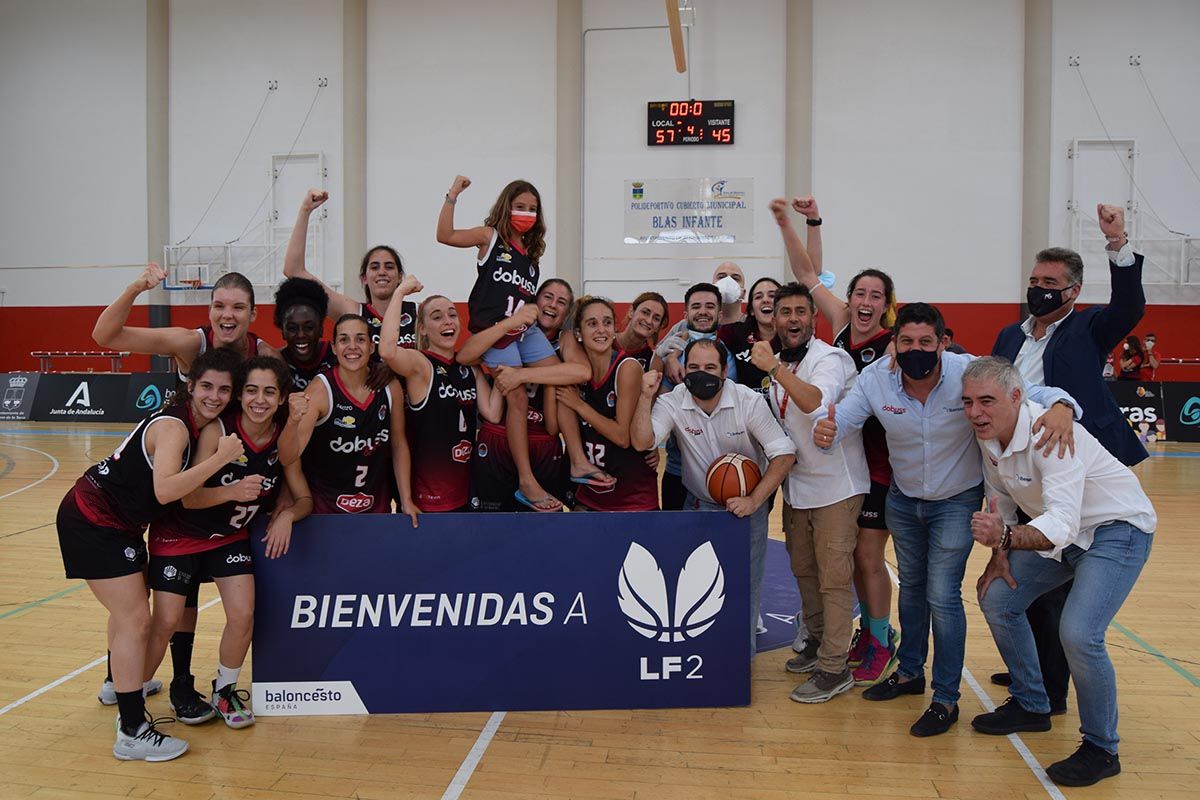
[{"x1": 618, "y1": 541, "x2": 725, "y2": 642}]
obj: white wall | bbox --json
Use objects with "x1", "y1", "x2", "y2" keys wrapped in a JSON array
[
  {"x1": 581, "y1": 0, "x2": 787, "y2": 302},
  {"x1": 1049, "y1": 0, "x2": 1200, "y2": 305},
  {"x1": 365, "y1": 0, "x2": 559, "y2": 304},
  {"x1": 169, "y1": 0, "x2": 345, "y2": 305},
  {"x1": 0, "y1": 0, "x2": 149, "y2": 305},
  {"x1": 811, "y1": 0, "x2": 1026, "y2": 304}
]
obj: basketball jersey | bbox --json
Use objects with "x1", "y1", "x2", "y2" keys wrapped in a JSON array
[
  {"x1": 833, "y1": 324, "x2": 893, "y2": 485},
  {"x1": 360, "y1": 301, "x2": 418, "y2": 351},
  {"x1": 405, "y1": 352, "x2": 477, "y2": 511},
  {"x1": 149, "y1": 410, "x2": 282, "y2": 555},
  {"x1": 618, "y1": 344, "x2": 654, "y2": 373},
  {"x1": 283, "y1": 340, "x2": 338, "y2": 390},
  {"x1": 74, "y1": 403, "x2": 200, "y2": 533},
  {"x1": 526, "y1": 327, "x2": 562, "y2": 436},
  {"x1": 302, "y1": 371, "x2": 394, "y2": 514},
  {"x1": 467, "y1": 230, "x2": 539, "y2": 348},
  {"x1": 718, "y1": 318, "x2": 779, "y2": 396},
  {"x1": 176, "y1": 326, "x2": 265, "y2": 381},
  {"x1": 574, "y1": 354, "x2": 658, "y2": 512}
]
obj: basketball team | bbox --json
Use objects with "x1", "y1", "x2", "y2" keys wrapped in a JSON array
[{"x1": 57, "y1": 178, "x2": 1155, "y2": 787}]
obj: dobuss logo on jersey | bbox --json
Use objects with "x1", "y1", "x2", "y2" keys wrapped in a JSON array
[{"x1": 251, "y1": 512, "x2": 749, "y2": 715}]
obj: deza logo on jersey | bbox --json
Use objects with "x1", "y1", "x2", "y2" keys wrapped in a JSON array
[
  {"x1": 451, "y1": 440, "x2": 473, "y2": 463},
  {"x1": 618, "y1": 541, "x2": 724, "y2": 682}
]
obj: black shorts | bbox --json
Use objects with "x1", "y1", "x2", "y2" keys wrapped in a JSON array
[
  {"x1": 56, "y1": 490, "x2": 147, "y2": 580},
  {"x1": 470, "y1": 425, "x2": 564, "y2": 512},
  {"x1": 148, "y1": 537, "x2": 254, "y2": 596},
  {"x1": 857, "y1": 481, "x2": 889, "y2": 530}
]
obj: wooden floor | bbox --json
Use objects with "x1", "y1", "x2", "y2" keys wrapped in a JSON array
[{"x1": 1, "y1": 423, "x2": 1197, "y2": 800}]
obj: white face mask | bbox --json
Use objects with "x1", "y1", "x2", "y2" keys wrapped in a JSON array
[{"x1": 714, "y1": 275, "x2": 742, "y2": 305}]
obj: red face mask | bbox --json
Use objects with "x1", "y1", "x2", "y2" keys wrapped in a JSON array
[{"x1": 510, "y1": 210, "x2": 537, "y2": 234}]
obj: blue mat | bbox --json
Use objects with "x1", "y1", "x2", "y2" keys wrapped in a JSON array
[{"x1": 756, "y1": 538, "x2": 861, "y2": 653}]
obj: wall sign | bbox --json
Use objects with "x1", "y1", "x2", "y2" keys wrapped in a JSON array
[{"x1": 624, "y1": 177, "x2": 754, "y2": 244}]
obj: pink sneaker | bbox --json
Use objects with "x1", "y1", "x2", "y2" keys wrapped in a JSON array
[
  {"x1": 853, "y1": 633, "x2": 898, "y2": 686},
  {"x1": 847, "y1": 627, "x2": 870, "y2": 667}
]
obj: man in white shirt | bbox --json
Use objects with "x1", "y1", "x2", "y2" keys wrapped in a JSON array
[
  {"x1": 749, "y1": 283, "x2": 869, "y2": 703},
  {"x1": 963, "y1": 357, "x2": 1154, "y2": 788},
  {"x1": 631, "y1": 338, "x2": 795, "y2": 656}
]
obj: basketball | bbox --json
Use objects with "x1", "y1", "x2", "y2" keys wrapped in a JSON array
[{"x1": 705, "y1": 453, "x2": 762, "y2": 504}]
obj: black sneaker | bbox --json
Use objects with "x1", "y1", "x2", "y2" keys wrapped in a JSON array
[
  {"x1": 910, "y1": 702, "x2": 959, "y2": 737},
  {"x1": 1046, "y1": 740, "x2": 1121, "y2": 787},
  {"x1": 990, "y1": 671, "x2": 1012, "y2": 687},
  {"x1": 971, "y1": 696, "x2": 1052, "y2": 735},
  {"x1": 785, "y1": 638, "x2": 820, "y2": 674},
  {"x1": 168, "y1": 674, "x2": 216, "y2": 725},
  {"x1": 1050, "y1": 699, "x2": 1068, "y2": 716},
  {"x1": 862, "y1": 671, "x2": 925, "y2": 701}
]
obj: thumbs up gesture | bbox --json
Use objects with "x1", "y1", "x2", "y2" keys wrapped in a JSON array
[
  {"x1": 812, "y1": 403, "x2": 837, "y2": 448},
  {"x1": 970, "y1": 496, "x2": 1006, "y2": 548}
]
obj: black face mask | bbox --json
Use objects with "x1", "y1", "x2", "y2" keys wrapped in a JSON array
[
  {"x1": 896, "y1": 348, "x2": 939, "y2": 380},
  {"x1": 683, "y1": 371, "x2": 723, "y2": 401},
  {"x1": 778, "y1": 342, "x2": 809, "y2": 364},
  {"x1": 1027, "y1": 285, "x2": 1072, "y2": 317}
]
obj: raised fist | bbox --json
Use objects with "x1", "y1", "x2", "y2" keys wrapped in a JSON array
[
  {"x1": 302, "y1": 188, "x2": 329, "y2": 212},
  {"x1": 132, "y1": 262, "x2": 167, "y2": 293},
  {"x1": 448, "y1": 175, "x2": 471, "y2": 199},
  {"x1": 1097, "y1": 203, "x2": 1126, "y2": 241},
  {"x1": 641, "y1": 369, "x2": 662, "y2": 399},
  {"x1": 769, "y1": 198, "x2": 791, "y2": 227},
  {"x1": 398, "y1": 274, "x2": 424, "y2": 296},
  {"x1": 217, "y1": 433, "x2": 245, "y2": 464},
  {"x1": 288, "y1": 393, "x2": 310, "y2": 421},
  {"x1": 231, "y1": 474, "x2": 265, "y2": 502},
  {"x1": 792, "y1": 195, "x2": 820, "y2": 220},
  {"x1": 749, "y1": 340, "x2": 778, "y2": 373}
]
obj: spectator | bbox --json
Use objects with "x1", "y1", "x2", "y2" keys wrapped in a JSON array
[
  {"x1": 943, "y1": 328, "x2": 967, "y2": 354},
  {"x1": 1118, "y1": 336, "x2": 1145, "y2": 381}
]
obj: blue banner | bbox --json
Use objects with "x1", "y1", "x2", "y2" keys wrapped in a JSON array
[{"x1": 250, "y1": 511, "x2": 750, "y2": 715}]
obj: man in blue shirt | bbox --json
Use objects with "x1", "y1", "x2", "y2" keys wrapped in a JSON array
[{"x1": 814, "y1": 302, "x2": 1079, "y2": 737}]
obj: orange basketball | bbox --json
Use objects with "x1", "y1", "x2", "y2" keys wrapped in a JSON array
[{"x1": 706, "y1": 453, "x2": 762, "y2": 505}]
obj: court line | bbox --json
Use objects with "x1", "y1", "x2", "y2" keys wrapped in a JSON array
[
  {"x1": 441, "y1": 711, "x2": 507, "y2": 800},
  {"x1": 0, "y1": 583, "x2": 86, "y2": 620},
  {"x1": 0, "y1": 442, "x2": 60, "y2": 501},
  {"x1": 1110, "y1": 620, "x2": 1200, "y2": 688},
  {"x1": 0, "y1": 596, "x2": 223, "y2": 717},
  {"x1": 883, "y1": 564, "x2": 1064, "y2": 800},
  {"x1": 0, "y1": 428, "x2": 126, "y2": 438}
]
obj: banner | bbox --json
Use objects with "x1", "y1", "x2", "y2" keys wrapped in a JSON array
[
  {"x1": 1162, "y1": 382, "x2": 1200, "y2": 443},
  {"x1": 30, "y1": 373, "x2": 131, "y2": 422},
  {"x1": 0, "y1": 373, "x2": 39, "y2": 421},
  {"x1": 1107, "y1": 380, "x2": 1167, "y2": 444},
  {"x1": 250, "y1": 511, "x2": 750, "y2": 716},
  {"x1": 624, "y1": 178, "x2": 754, "y2": 244}
]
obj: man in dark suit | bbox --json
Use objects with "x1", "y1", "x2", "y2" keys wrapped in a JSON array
[{"x1": 987, "y1": 203, "x2": 1147, "y2": 713}]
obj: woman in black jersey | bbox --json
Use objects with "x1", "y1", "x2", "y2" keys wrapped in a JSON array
[
  {"x1": 615, "y1": 291, "x2": 669, "y2": 370},
  {"x1": 718, "y1": 277, "x2": 781, "y2": 396},
  {"x1": 55, "y1": 348, "x2": 244, "y2": 762},
  {"x1": 283, "y1": 189, "x2": 418, "y2": 350},
  {"x1": 274, "y1": 277, "x2": 338, "y2": 390},
  {"x1": 282, "y1": 315, "x2": 414, "y2": 524},
  {"x1": 145, "y1": 357, "x2": 312, "y2": 730},
  {"x1": 379, "y1": 279, "x2": 504, "y2": 513}
]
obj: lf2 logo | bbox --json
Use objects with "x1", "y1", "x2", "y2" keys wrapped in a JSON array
[
  {"x1": 617, "y1": 541, "x2": 724, "y2": 643},
  {"x1": 1180, "y1": 396, "x2": 1200, "y2": 427}
]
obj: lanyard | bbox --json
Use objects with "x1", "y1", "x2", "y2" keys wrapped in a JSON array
[{"x1": 772, "y1": 361, "x2": 802, "y2": 421}]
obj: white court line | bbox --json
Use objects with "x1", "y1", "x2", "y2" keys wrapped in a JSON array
[
  {"x1": 441, "y1": 711, "x2": 506, "y2": 800},
  {"x1": 884, "y1": 563, "x2": 1065, "y2": 800},
  {"x1": 0, "y1": 596, "x2": 223, "y2": 717},
  {"x1": 0, "y1": 441, "x2": 60, "y2": 501}
]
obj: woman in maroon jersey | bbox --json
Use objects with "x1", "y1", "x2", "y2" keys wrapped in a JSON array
[
  {"x1": 774, "y1": 196, "x2": 900, "y2": 685},
  {"x1": 273, "y1": 277, "x2": 337, "y2": 390},
  {"x1": 718, "y1": 277, "x2": 782, "y2": 396},
  {"x1": 144, "y1": 357, "x2": 312, "y2": 730},
  {"x1": 281, "y1": 315, "x2": 414, "y2": 523},
  {"x1": 379, "y1": 279, "x2": 504, "y2": 513},
  {"x1": 55, "y1": 348, "x2": 244, "y2": 762},
  {"x1": 556, "y1": 297, "x2": 658, "y2": 512},
  {"x1": 615, "y1": 291, "x2": 669, "y2": 370}
]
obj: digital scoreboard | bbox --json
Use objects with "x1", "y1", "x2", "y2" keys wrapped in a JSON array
[{"x1": 647, "y1": 99, "x2": 735, "y2": 146}]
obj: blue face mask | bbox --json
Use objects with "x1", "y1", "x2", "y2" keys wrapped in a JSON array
[{"x1": 687, "y1": 329, "x2": 717, "y2": 342}]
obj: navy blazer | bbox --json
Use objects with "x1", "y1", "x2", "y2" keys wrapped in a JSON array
[{"x1": 992, "y1": 253, "x2": 1147, "y2": 466}]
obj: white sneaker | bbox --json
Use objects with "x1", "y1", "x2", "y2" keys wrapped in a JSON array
[
  {"x1": 98, "y1": 678, "x2": 163, "y2": 705},
  {"x1": 756, "y1": 614, "x2": 767, "y2": 635},
  {"x1": 113, "y1": 716, "x2": 188, "y2": 762}
]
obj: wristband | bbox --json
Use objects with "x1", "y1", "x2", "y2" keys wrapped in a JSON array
[
  {"x1": 444, "y1": 193, "x2": 457, "y2": 205},
  {"x1": 805, "y1": 217, "x2": 822, "y2": 227},
  {"x1": 999, "y1": 524, "x2": 1013, "y2": 551},
  {"x1": 769, "y1": 362, "x2": 782, "y2": 378}
]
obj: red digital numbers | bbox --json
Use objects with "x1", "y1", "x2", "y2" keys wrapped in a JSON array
[
  {"x1": 668, "y1": 101, "x2": 704, "y2": 117},
  {"x1": 655, "y1": 129, "x2": 677, "y2": 144},
  {"x1": 713, "y1": 128, "x2": 731, "y2": 143}
]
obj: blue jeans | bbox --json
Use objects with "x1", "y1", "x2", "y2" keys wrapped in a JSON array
[
  {"x1": 886, "y1": 482, "x2": 983, "y2": 707},
  {"x1": 979, "y1": 521, "x2": 1151, "y2": 754},
  {"x1": 685, "y1": 491, "x2": 768, "y2": 657}
]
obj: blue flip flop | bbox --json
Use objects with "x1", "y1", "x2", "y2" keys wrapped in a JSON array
[
  {"x1": 569, "y1": 471, "x2": 616, "y2": 488},
  {"x1": 514, "y1": 490, "x2": 563, "y2": 512}
]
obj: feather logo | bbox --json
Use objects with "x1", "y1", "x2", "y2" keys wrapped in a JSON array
[{"x1": 617, "y1": 541, "x2": 725, "y2": 642}]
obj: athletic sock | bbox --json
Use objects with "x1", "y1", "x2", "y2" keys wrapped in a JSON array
[
  {"x1": 867, "y1": 614, "x2": 890, "y2": 646},
  {"x1": 105, "y1": 650, "x2": 113, "y2": 683},
  {"x1": 115, "y1": 690, "x2": 144, "y2": 736},
  {"x1": 169, "y1": 632, "x2": 195, "y2": 682},
  {"x1": 214, "y1": 662, "x2": 241, "y2": 693}
]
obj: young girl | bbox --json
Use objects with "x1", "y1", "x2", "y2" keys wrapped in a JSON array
[
  {"x1": 274, "y1": 277, "x2": 338, "y2": 390},
  {"x1": 283, "y1": 188, "x2": 418, "y2": 350},
  {"x1": 437, "y1": 175, "x2": 564, "y2": 511},
  {"x1": 774, "y1": 197, "x2": 899, "y2": 686},
  {"x1": 718, "y1": 277, "x2": 782, "y2": 396},
  {"x1": 281, "y1": 315, "x2": 413, "y2": 523},
  {"x1": 556, "y1": 297, "x2": 658, "y2": 512},
  {"x1": 144, "y1": 357, "x2": 312, "y2": 730},
  {"x1": 459, "y1": 279, "x2": 585, "y2": 511},
  {"x1": 379, "y1": 278, "x2": 503, "y2": 513},
  {"x1": 56, "y1": 348, "x2": 244, "y2": 761},
  {"x1": 91, "y1": 263, "x2": 279, "y2": 717}
]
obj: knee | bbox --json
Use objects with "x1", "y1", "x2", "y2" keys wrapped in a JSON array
[
  {"x1": 1059, "y1": 623, "x2": 1103, "y2": 660},
  {"x1": 926, "y1": 583, "x2": 963, "y2": 615},
  {"x1": 978, "y1": 585, "x2": 1020, "y2": 623},
  {"x1": 126, "y1": 604, "x2": 153, "y2": 640}
]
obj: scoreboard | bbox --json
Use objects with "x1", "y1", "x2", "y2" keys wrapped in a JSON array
[{"x1": 647, "y1": 100, "x2": 735, "y2": 146}]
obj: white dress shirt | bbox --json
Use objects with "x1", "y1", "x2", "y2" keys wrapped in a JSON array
[
  {"x1": 649, "y1": 380, "x2": 793, "y2": 503},
  {"x1": 980, "y1": 400, "x2": 1156, "y2": 560},
  {"x1": 766, "y1": 338, "x2": 869, "y2": 509}
]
